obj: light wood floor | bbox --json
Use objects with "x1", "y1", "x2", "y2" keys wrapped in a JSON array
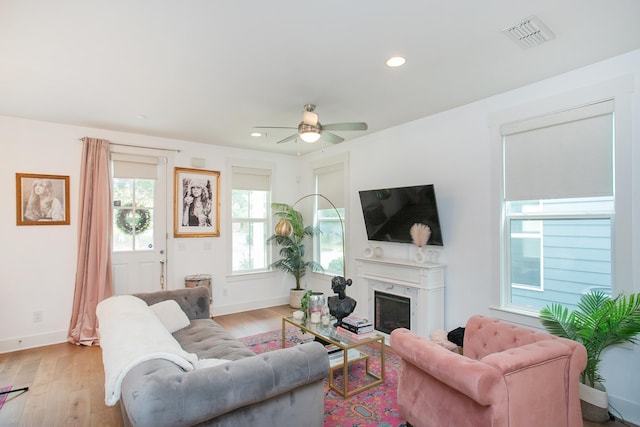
[{"x1": 0, "y1": 304, "x2": 636, "y2": 427}]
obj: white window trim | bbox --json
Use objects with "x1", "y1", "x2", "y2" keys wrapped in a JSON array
[{"x1": 489, "y1": 75, "x2": 635, "y2": 322}]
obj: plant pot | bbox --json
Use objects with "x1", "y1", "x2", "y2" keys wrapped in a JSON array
[
  {"x1": 579, "y1": 382, "x2": 609, "y2": 423},
  {"x1": 289, "y1": 289, "x2": 307, "y2": 309}
]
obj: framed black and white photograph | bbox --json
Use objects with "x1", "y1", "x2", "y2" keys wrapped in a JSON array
[
  {"x1": 16, "y1": 173, "x2": 70, "y2": 226},
  {"x1": 174, "y1": 167, "x2": 220, "y2": 237}
]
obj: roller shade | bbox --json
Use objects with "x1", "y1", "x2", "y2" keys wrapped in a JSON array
[
  {"x1": 502, "y1": 100, "x2": 613, "y2": 201},
  {"x1": 111, "y1": 153, "x2": 158, "y2": 179},
  {"x1": 232, "y1": 167, "x2": 270, "y2": 191},
  {"x1": 315, "y1": 164, "x2": 344, "y2": 210}
]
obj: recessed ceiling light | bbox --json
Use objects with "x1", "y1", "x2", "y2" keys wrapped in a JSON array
[
  {"x1": 136, "y1": 114, "x2": 147, "y2": 120},
  {"x1": 385, "y1": 56, "x2": 406, "y2": 68},
  {"x1": 251, "y1": 132, "x2": 262, "y2": 137}
]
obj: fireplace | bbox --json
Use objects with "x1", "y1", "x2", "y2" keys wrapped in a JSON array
[
  {"x1": 374, "y1": 291, "x2": 410, "y2": 334},
  {"x1": 358, "y1": 257, "x2": 445, "y2": 340}
]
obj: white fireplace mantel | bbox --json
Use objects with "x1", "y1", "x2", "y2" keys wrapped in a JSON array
[{"x1": 357, "y1": 257, "x2": 445, "y2": 340}]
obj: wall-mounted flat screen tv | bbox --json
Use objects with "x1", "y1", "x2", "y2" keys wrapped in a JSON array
[{"x1": 358, "y1": 184, "x2": 443, "y2": 246}]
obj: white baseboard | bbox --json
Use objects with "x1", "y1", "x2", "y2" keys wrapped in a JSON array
[
  {"x1": 211, "y1": 296, "x2": 289, "y2": 316},
  {"x1": 609, "y1": 394, "x2": 640, "y2": 425},
  {"x1": 0, "y1": 330, "x2": 68, "y2": 354}
]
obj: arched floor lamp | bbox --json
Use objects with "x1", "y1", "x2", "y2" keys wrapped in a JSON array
[{"x1": 274, "y1": 193, "x2": 355, "y2": 325}]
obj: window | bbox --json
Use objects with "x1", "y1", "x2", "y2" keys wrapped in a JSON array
[
  {"x1": 111, "y1": 154, "x2": 158, "y2": 252},
  {"x1": 313, "y1": 164, "x2": 345, "y2": 275},
  {"x1": 501, "y1": 100, "x2": 614, "y2": 311},
  {"x1": 231, "y1": 167, "x2": 270, "y2": 273}
]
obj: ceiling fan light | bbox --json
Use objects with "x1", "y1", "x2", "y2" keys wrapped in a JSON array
[
  {"x1": 298, "y1": 122, "x2": 322, "y2": 143},
  {"x1": 300, "y1": 130, "x2": 321, "y2": 143}
]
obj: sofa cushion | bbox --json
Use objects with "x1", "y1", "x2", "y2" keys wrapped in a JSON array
[
  {"x1": 173, "y1": 318, "x2": 256, "y2": 360},
  {"x1": 150, "y1": 300, "x2": 191, "y2": 333}
]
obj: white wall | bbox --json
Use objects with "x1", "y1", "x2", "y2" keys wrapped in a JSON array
[
  {"x1": 0, "y1": 118, "x2": 300, "y2": 353},
  {"x1": 302, "y1": 49, "x2": 640, "y2": 423},
  {"x1": 1, "y1": 48, "x2": 638, "y2": 423}
]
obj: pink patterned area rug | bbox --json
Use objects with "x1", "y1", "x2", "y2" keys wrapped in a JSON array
[{"x1": 240, "y1": 328, "x2": 408, "y2": 427}]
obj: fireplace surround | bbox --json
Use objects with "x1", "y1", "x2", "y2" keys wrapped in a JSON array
[{"x1": 357, "y1": 257, "x2": 445, "y2": 340}]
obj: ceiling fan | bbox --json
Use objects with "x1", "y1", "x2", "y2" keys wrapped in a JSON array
[{"x1": 254, "y1": 104, "x2": 368, "y2": 145}]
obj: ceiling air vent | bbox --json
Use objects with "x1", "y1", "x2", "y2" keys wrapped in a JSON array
[{"x1": 502, "y1": 15, "x2": 555, "y2": 48}]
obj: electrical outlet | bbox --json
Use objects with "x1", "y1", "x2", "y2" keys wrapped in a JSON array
[
  {"x1": 223, "y1": 288, "x2": 228, "y2": 296},
  {"x1": 33, "y1": 311, "x2": 43, "y2": 323}
]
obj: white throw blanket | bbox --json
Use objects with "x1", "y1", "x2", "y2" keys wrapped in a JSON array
[{"x1": 96, "y1": 295, "x2": 198, "y2": 406}]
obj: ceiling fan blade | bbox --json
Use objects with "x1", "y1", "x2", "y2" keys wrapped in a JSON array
[
  {"x1": 253, "y1": 126, "x2": 297, "y2": 130},
  {"x1": 322, "y1": 122, "x2": 368, "y2": 132},
  {"x1": 276, "y1": 133, "x2": 298, "y2": 144},
  {"x1": 321, "y1": 131, "x2": 345, "y2": 144}
]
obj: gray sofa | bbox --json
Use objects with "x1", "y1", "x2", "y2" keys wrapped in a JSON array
[{"x1": 111, "y1": 287, "x2": 329, "y2": 427}]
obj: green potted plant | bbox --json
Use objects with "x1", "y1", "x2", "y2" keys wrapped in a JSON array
[
  {"x1": 268, "y1": 202, "x2": 323, "y2": 308},
  {"x1": 539, "y1": 291, "x2": 640, "y2": 422}
]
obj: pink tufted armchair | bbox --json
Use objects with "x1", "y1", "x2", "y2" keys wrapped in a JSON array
[{"x1": 390, "y1": 315, "x2": 587, "y2": 427}]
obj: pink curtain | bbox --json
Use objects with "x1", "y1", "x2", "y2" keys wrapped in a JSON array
[{"x1": 68, "y1": 137, "x2": 113, "y2": 346}]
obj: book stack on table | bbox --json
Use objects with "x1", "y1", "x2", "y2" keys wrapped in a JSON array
[{"x1": 338, "y1": 316, "x2": 376, "y2": 339}]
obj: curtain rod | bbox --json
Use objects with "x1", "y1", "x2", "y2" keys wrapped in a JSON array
[{"x1": 78, "y1": 138, "x2": 181, "y2": 153}]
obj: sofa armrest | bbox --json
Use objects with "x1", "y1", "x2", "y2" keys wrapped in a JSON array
[
  {"x1": 391, "y1": 328, "x2": 503, "y2": 406},
  {"x1": 133, "y1": 287, "x2": 211, "y2": 320},
  {"x1": 122, "y1": 341, "x2": 329, "y2": 427},
  {"x1": 480, "y1": 340, "x2": 573, "y2": 374}
]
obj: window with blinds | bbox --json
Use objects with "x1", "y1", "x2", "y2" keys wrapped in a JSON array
[
  {"x1": 313, "y1": 164, "x2": 345, "y2": 275},
  {"x1": 231, "y1": 166, "x2": 271, "y2": 273},
  {"x1": 501, "y1": 100, "x2": 614, "y2": 311}
]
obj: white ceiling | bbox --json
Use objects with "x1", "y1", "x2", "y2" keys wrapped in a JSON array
[{"x1": 1, "y1": 1, "x2": 639, "y2": 155}]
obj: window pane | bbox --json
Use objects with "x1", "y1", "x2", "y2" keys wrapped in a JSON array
[
  {"x1": 249, "y1": 191, "x2": 267, "y2": 218},
  {"x1": 507, "y1": 197, "x2": 613, "y2": 215},
  {"x1": 510, "y1": 220, "x2": 542, "y2": 290},
  {"x1": 510, "y1": 217, "x2": 611, "y2": 310},
  {"x1": 113, "y1": 178, "x2": 133, "y2": 206},
  {"x1": 317, "y1": 208, "x2": 344, "y2": 274},
  {"x1": 232, "y1": 221, "x2": 267, "y2": 271},
  {"x1": 135, "y1": 210, "x2": 154, "y2": 250},
  {"x1": 232, "y1": 190, "x2": 249, "y2": 218},
  {"x1": 113, "y1": 208, "x2": 133, "y2": 251}
]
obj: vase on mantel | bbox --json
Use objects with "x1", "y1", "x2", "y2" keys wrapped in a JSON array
[{"x1": 414, "y1": 246, "x2": 427, "y2": 263}]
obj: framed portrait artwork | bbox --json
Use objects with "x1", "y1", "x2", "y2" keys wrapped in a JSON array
[
  {"x1": 16, "y1": 173, "x2": 70, "y2": 226},
  {"x1": 174, "y1": 167, "x2": 220, "y2": 237}
]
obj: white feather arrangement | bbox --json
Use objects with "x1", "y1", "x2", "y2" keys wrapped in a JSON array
[{"x1": 410, "y1": 223, "x2": 431, "y2": 248}]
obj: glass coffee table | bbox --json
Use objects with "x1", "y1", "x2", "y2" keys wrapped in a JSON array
[{"x1": 282, "y1": 316, "x2": 385, "y2": 398}]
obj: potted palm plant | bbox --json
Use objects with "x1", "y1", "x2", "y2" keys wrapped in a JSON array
[
  {"x1": 268, "y1": 202, "x2": 323, "y2": 308},
  {"x1": 539, "y1": 291, "x2": 640, "y2": 422}
]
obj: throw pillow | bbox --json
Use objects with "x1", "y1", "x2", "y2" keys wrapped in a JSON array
[{"x1": 150, "y1": 300, "x2": 191, "y2": 333}]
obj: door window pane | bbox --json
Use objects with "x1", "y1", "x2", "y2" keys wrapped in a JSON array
[{"x1": 113, "y1": 178, "x2": 155, "y2": 252}]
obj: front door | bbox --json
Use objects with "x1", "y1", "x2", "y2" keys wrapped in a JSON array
[{"x1": 111, "y1": 153, "x2": 168, "y2": 295}]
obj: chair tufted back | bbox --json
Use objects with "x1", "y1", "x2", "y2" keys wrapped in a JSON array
[{"x1": 463, "y1": 314, "x2": 564, "y2": 360}]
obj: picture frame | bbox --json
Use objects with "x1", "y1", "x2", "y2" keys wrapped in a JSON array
[
  {"x1": 16, "y1": 173, "x2": 70, "y2": 226},
  {"x1": 174, "y1": 167, "x2": 220, "y2": 237}
]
